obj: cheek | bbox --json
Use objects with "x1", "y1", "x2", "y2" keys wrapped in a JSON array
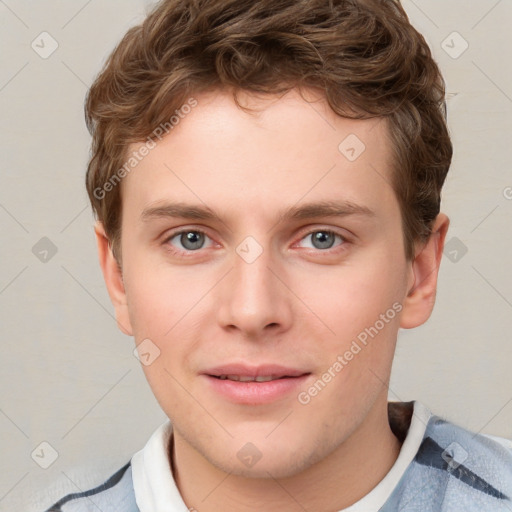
[
  {"x1": 123, "y1": 260, "x2": 207, "y2": 372},
  {"x1": 295, "y1": 250, "x2": 404, "y2": 397},
  {"x1": 122, "y1": 249, "x2": 196, "y2": 337},
  {"x1": 301, "y1": 260, "x2": 403, "y2": 339},
  {"x1": 303, "y1": 307, "x2": 399, "y2": 421},
  {"x1": 125, "y1": 281, "x2": 171, "y2": 338}
]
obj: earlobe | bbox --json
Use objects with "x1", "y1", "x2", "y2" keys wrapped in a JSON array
[
  {"x1": 399, "y1": 213, "x2": 450, "y2": 329},
  {"x1": 94, "y1": 221, "x2": 133, "y2": 336}
]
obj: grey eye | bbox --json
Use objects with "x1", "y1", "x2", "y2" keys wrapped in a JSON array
[
  {"x1": 310, "y1": 231, "x2": 337, "y2": 249},
  {"x1": 176, "y1": 231, "x2": 206, "y2": 250},
  {"x1": 298, "y1": 230, "x2": 344, "y2": 250}
]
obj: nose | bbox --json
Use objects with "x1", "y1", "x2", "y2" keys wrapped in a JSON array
[{"x1": 216, "y1": 239, "x2": 293, "y2": 339}]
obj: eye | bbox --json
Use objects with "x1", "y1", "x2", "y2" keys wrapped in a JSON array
[
  {"x1": 165, "y1": 229, "x2": 214, "y2": 253},
  {"x1": 297, "y1": 230, "x2": 345, "y2": 251}
]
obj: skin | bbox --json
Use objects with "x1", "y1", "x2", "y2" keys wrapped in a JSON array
[{"x1": 95, "y1": 87, "x2": 449, "y2": 511}]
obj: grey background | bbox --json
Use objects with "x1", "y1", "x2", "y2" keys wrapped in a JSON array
[{"x1": 0, "y1": 1, "x2": 511, "y2": 510}]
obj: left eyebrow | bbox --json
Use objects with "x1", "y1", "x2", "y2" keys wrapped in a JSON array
[
  {"x1": 140, "y1": 199, "x2": 376, "y2": 223},
  {"x1": 280, "y1": 200, "x2": 376, "y2": 221}
]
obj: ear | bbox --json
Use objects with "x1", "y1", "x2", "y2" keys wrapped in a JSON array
[
  {"x1": 94, "y1": 221, "x2": 133, "y2": 336},
  {"x1": 400, "y1": 213, "x2": 450, "y2": 329}
]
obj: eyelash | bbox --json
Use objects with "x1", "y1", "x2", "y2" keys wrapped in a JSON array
[{"x1": 162, "y1": 227, "x2": 349, "y2": 257}]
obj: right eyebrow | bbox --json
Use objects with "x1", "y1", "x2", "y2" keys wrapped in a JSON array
[{"x1": 141, "y1": 202, "x2": 217, "y2": 222}]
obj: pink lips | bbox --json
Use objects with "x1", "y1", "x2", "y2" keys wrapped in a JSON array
[{"x1": 202, "y1": 364, "x2": 311, "y2": 405}]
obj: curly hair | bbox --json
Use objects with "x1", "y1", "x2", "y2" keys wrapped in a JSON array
[{"x1": 85, "y1": 0, "x2": 452, "y2": 263}]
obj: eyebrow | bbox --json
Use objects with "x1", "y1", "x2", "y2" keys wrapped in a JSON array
[{"x1": 140, "y1": 199, "x2": 376, "y2": 224}]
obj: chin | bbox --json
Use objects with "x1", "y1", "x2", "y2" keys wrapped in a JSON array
[
  {"x1": 220, "y1": 451, "x2": 312, "y2": 480},
  {"x1": 203, "y1": 436, "x2": 322, "y2": 480}
]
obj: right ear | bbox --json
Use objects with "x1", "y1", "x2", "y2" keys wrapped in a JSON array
[{"x1": 94, "y1": 221, "x2": 133, "y2": 336}]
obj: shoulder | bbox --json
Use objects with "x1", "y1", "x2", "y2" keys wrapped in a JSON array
[
  {"x1": 410, "y1": 413, "x2": 512, "y2": 510},
  {"x1": 421, "y1": 414, "x2": 512, "y2": 475},
  {"x1": 383, "y1": 403, "x2": 512, "y2": 511},
  {"x1": 43, "y1": 461, "x2": 139, "y2": 512}
]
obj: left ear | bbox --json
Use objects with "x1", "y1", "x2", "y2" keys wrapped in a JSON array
[{"x1": 400, "y1": 213, "x2": 450, "y2": 329}]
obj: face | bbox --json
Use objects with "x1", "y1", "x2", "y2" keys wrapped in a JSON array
[{"x1": 99, "y1": 88, "x2": 443, "y2": 479}]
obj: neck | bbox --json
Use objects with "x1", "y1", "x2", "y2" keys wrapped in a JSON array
[{"x1": 171, "y1": 397, "x2": 402, "y2": 512}]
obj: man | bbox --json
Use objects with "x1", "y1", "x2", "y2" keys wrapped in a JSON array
[{"x1": 46, "y1": 0, "x2": 512, "y2": 510}]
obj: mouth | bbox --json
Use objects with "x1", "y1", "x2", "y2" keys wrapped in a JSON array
[
  {"x1": 204, "y1": 363, "x2": 309, "y2": 379},
  {"x1": 202, "y1": 364, "x2": 312, "y2": 404},
  {"x1": 210, "y1": 374, "x2": 304, "y2": 382}
]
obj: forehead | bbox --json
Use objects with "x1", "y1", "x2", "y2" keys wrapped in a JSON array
[{"x1": 122, "y1": 88, "x2": 398, "y2": 226}]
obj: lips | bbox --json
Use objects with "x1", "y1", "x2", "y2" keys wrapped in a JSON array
[{"x1": 202, "y1": 364, "x2": 312, "y2": 404}]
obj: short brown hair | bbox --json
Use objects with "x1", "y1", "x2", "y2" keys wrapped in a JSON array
[{"x1": 85, "y1": 0, "x2": 452, "y2": 263}]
